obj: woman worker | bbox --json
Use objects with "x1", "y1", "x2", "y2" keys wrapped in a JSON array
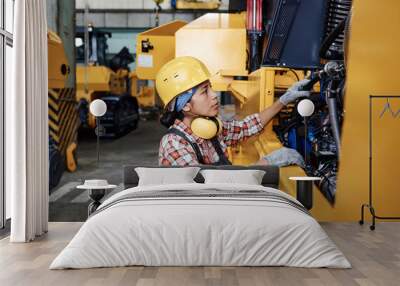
[{"x1": 156, "y1": 56, "x2": 309, "y2": 167}]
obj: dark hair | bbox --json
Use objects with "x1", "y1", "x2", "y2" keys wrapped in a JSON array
[{"x1": 160, "y1": 110, "x2": 184, "y2": 128}]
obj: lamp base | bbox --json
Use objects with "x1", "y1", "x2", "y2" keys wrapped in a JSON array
[
  {"x1": 88, "y1": 189, "x2": 106, "y2": 216},
  {"x1": 296, "y1": 181, "x2": 313, "y2": 210}
]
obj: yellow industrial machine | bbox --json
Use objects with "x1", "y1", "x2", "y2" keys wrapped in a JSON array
[
  {"x1": 76, "y1": 66, "x2": 133, "y2": 129},
  {"x1": 47, "y1": 30, "x2": 78, "y2": 189},
  {"x1": 129, "y1": 71, "x2": 156, "y2": 111},
  {"x1": 135, "y1": 20, "x2": 187, "y2": 111},
  {"x1": 136, "y1": 21, "x2": 187, "y2": 80},
  {"x1": 142, "y1": 0, "x2": 400, "y2": 224},
  {"x1": 174, "y1": 0, "x2": 221, "y2": 9},
  {"x1": 75, "y1": 27, "x2": 139, "y2": 137}
]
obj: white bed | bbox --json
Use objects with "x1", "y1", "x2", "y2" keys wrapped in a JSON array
[{"x1": 50, "y1": 182, "x2": 351, "y2": 269}]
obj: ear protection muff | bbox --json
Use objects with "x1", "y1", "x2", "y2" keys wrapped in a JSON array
[{"x1": 191, "y1": 117, "x2": 223, "y2": 139}]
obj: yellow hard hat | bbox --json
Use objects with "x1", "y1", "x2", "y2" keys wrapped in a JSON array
[{"x1": 155, "y1": 56, "x2": 211, "y2": 108}]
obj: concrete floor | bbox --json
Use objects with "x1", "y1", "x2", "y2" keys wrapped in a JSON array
[{"x1": 49, "y1": 118, "x2": 165, "y2": 222}]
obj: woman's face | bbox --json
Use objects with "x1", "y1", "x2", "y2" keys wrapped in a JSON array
[{"x1": 182, "y1": 81, "x2": 219, "y2": 117}]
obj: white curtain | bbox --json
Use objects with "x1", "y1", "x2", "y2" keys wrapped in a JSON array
[{"x1": 7, "y1": 0, "x2": 49, "y2": 242}]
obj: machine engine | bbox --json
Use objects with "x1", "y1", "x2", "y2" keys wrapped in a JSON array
[
  {"x1": 275, "y1": 61, "x2": 346, "y2": 203},
  {"x1": 268, "y1": 0, "x2": 352, "y2": 203}
]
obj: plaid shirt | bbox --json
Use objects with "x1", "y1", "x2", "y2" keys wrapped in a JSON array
[{"x1": 158, "y1": 113, "x2": 264, "y2": 166}]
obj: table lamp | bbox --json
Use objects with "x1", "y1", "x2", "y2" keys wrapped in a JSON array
[
  {"x1": 297, "y1": 99, "x2": 315, "y2": 168},
  {"x1": 89, "y1": 99, "x2": 107, "y2": 166}
]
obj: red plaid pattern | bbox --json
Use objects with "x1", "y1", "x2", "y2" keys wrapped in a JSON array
[{"x1": 159, "y1": 113, "x2": 264, "y2": 166}]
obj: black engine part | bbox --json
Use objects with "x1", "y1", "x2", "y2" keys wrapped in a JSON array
[
  {"x1": 100, "y1": 94, "x2": 140, "y2": 138},
  {"x1": 320, "y1": 0, "x2": 352, "y2": 60}
]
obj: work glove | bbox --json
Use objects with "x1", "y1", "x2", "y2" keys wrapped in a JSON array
[
  {"x1": 263, "y1": 147, "x2": 305, "y2": 168},
  {"x1": 279, "y1": 79, "x2": 311, "y2": 105}
]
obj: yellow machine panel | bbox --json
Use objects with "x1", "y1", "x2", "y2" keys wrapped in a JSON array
[
  {"x1": 47, "y1": 30, "x2": 78, "y2": 175},
  {"x1": 136, "y1": 21, "x2": 187, "y2": 80},
  {"x1": 176, "y1": 0, "x2": 221, "y2": 10},
  {"x1": 175, "y1": 13, "x2": 248, "y2": 77},
  {"x1": 227, "y1": 67, "x2": 310, "y2": 196},
  {"x1": 76, "y1": 66, "x2": 112, "y2": 96},
  {"x1": 48, "y1": 88, "x2": 78, "y2": 168},
  {"x1": 48, "y1": 31, "x2": 70, "y2": 89},
  {"x1": 75, "y1": 65, "x2": 114, "y2": 128},
  {"x1": 130, "y1": 71, "x2": 156, "y2": 108},
  {"x1": 324, "y1": 0, "x2": 400, "y2": 221},
  {"x1": 111, "y1": 69, "x2": 129, "y2": 95}
]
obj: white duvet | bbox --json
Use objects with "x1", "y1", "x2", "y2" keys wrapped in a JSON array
[{"x1": 50, "y1": 183, "x2": 351, "y2": 269}]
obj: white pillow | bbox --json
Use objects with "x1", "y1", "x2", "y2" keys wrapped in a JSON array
[
  {"x1": 135, "y1": 167, "x2": 200, "y2": 186},
  {"x1": 200, "y1": 169, "x2": 266, "y2": 185}
]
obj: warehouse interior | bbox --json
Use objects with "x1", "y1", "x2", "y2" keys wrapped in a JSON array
[
  {"x1": 1, "y1": 0, "x2": 400, "y2": 285},
  {"x1": 45, "y1": 0, "x2": 236, "y2": 222}
]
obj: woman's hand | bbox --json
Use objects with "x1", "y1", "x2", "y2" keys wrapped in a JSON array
[
  {"x1": 279, "y1": 79, "x2": 311, "y2": 105},
  {"x1": 255, "y1": 147, "x2": 305, "y2": 168},
  {"x1": 258, "y1": 78, "x2": 311, "y2": 127}
]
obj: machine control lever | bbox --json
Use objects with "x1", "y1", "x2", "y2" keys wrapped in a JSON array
[{"x1": 300, "y1": 61, "x2": 344, "y2": 91}]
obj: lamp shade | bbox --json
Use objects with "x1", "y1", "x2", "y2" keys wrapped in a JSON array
[
  {"x1": 89, "y1": 99, "x2": 107, "y2": 117},
  {"x1": 297, "y1": 99, "x2": 315, "y2": 117}
]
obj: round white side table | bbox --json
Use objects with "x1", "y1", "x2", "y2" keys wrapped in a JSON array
[{"x1": 77, "y1": 180, "x2": 116, "y2": 216}]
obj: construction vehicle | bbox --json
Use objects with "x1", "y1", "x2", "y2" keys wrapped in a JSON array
[
  {"x1": 137, "y1": 0, "x2": 400, "y2": 223},
  {"x1": 75, "y1": 26, "x2": 139, "y2": 137},
  {"x1": 47, "y1": 30, "x2": 78, "y2": 190}
]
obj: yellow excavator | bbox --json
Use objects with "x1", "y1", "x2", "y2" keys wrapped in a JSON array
[
  {"x1": 47, "y1": 30, "x2": 78, "y2": 190},
  {"x1": 75, "y1": 26, "x2": 140, "y2": 137},
  {"x1": 137, "y1": 0, "x2": 400, "y2": 225}
]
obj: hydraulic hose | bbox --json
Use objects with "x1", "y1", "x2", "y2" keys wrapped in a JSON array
[
  {"x1": 326, "y1": 81, "x2": 341, "y2": 158},
  {"x1": 247, "y1": 0, "x2": 263, "y2": 72},
  {"x1": 319, "y1": 18, "x2": 346, "y2": 59}
]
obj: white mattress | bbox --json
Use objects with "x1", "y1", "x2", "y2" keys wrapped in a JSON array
[{"x1": 50, "y1": 183, "x2": 351, "y2": 269}]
